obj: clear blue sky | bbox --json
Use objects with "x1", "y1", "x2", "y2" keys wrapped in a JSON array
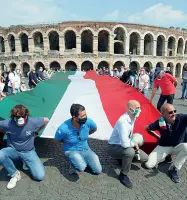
[{"x1": 0, "y1": 0, "x2": 187, "y2": 28}]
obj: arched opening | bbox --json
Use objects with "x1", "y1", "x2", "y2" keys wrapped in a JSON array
[
  {"x1": 167, "y1": 63, "x2": 174, "y2": 75},
  {"x1": 81, "y1": 30, "x2": 93, "y2": 53},
  {"x1": 65, "y1": 61, "x2": 77, "y2": 71},
  {"x1": 143, "y1": 62, "x2": 152, "y2": 72},
  {"x1": 175, "y1": 63, "x2": 181, "y2": 78},
  {"x1": 49, "y1": 31, "x2": 59, "y2": 51},
  {"x1": 184, "y1": 41, "x2": 187, "y2": 55},
  {"x1": 130, "y1": 61, "x2": 140, "y2": 72},
  {"x1": 22, "y1": 63, "x2": 30, "y2": 77},
  {"x1": 20, "y1": 33, "x2": 29, "y2": 52},
  {"x1": 98, "y1": 61, "x2": 109, "y2": 69},
  {"x1": 35, "y1": 62, "x2": 45, "y2": 71},
  {"x1": 114, "y1": 27, "x2": 125, "y2": 54},
  {"x1": 156, "y1": 62, "x2": 164, "y2": 70},
  {"x1": 8, "y1": 35, "x2": 16, "y2": 52},
  {"x1": 65, "y1": 31, "x2": 76, "y2": 50},
  {"x1": 98, "y1": 30, "x2": 109, "y2": 52},
  {"x1": 168, "y1": 36, "x2": 175, "y2": 56},
  {"x1": 50, "y1": 61, "x2": 61, "y2": 71},
  {"x1": 0, "y1": 37, "x2": 5, "y2": 53},
  {"x1": 157, "y1": 35, "x2": 165, "y2": 56},
  {"x1": 113, "y1": 61, "x2": 124, "y2": 71},
  {"x1": 81, "y1": 61, "x2": 93, "y2": 71},
  {"x1": 129, "y1": 32, "x2": 140, "y2": 55},
  {"x1": 144, "y1": 34, "x2": 153, "y2": 55},
  {"x1": 33, "y1": 32, "x2": 44, "y2": 50},
  {"x1": 114, "y1": 42, "x2": 124, "y2": 54},
  {"x1": 9, "y1": 63, "x2": 17, "y2": 71},
  {"x1": 177, "y1": 38, "x2": 184, "y2": 55},
  {"x1": 0, "y1": 63, "x2": 6, "y2": 71}
]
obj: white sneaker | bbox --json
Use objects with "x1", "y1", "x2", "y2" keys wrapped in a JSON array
[
  {"x1": 7, "y1": 171, "x2": 21, "y2": 189},
  {"x1": 68, "y1": 165, "x2": 77, "y2": 175}
]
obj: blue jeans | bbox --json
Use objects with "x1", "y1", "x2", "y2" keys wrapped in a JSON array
[
  {"x1": 0, "y1": 147, "x2": 45, "y2": 180},
  {"x1": 8, "y1": 87, "x2": 20, "y2": 95},
  {"x1": 141, "y1": 88, "x2": 148, "y2": 97},
  {"x1": 150, "y1": 80, "x2": 154, "y2": 89},
  {"x1": 65, "y1": 149, "x2": 102, "y2": 174},
  {"x1": 182, "y1": 82, "x2": 187, "y2": 98}
]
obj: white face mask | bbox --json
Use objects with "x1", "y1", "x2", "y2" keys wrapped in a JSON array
[{"x1": 14, "y1": 117, "x2": 25, "y2": 126}]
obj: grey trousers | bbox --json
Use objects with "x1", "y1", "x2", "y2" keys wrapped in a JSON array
[{"x1": 107, "y1": 144, "x2": 148, "y2": 175}]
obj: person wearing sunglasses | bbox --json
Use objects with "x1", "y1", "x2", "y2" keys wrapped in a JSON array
[
  {"x1": 0, "y1": 104, "x2": 49, "y2": 189},
  {"x1": 145, "y1": 103, "x2": 187, "y2": 183},
  {"x1": 54, "y1": 104, "x2": 102, "y2": 175},
  {"x1": 107, "y1": 100, "x2": 148, "y2": 189}
]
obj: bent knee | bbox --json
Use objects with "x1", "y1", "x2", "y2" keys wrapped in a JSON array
[
  {"x1": 33, "y1": 171, "x2": 45, "y2": 181},
  {"x1": 93, "y1": 165, "x2": 102, "y2": 175},
  {"x1": 76, "y1": 164, "x2": 86, "y2": 172},
  {"x1": 0, "y1": 151, "x2": 6, "y2": 161},
  {"x1": 123, "y1": 148, "x2": 135, "y2": 158},
  {"x1": 145, "y1": 160, "x2": 156, "y2": 169},
  {"x1": 181, "y1": 143, "x2": 187, "y2": 152}
]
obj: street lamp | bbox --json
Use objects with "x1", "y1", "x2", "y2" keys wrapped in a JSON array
[{"x1": 129, "y1": 52, "x2": 132, "y2": 70}]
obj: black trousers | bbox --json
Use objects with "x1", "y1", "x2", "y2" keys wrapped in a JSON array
[{"x1": 157, "y1": 94, "x2": 175, "y2": 111}]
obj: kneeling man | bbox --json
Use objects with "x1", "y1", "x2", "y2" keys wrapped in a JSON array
[
  {"x1": 145, "y1": 104, "x2": 187, "y2": 183},
  {"x1": 0, "y1": 104, "x2": 49, "y2": 189},
  {"x1": 107, "y1": 100, "x2": 148, "y2": 188},
  {"x1": 54, "y1": 104, "x2": 102, "y2": 175}
]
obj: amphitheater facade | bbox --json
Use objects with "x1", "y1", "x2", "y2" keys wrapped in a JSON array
[{"x1": 0, "y1": 21, "x2": 187, "y2": 77}]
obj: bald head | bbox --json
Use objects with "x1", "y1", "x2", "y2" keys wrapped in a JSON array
[
  {"x1": 161, "y1": 103, "x2": 176, "y2": 124},
  {"x1": 127, "y1": 100, "x2": 140, "y2": 110},
  {"x1": 160, "y1": 104, "x2": 175, "y2": 114}
]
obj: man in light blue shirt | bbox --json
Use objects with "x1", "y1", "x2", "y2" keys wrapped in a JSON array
[
  {"x1": 107, "y1": 100, "x2": 148, "y2": 188},
  {"x1": 180, "y1": 68, "x2": 187, "y2": 100},
  {"x1": 54, "y1": 104, "x2": 102, "y2": 175}
]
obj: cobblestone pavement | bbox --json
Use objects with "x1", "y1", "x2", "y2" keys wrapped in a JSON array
[{"x1": 0, "y1": 80, "x2": 187, "y2": 200}]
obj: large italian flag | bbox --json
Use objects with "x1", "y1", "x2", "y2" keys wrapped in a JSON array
[{"x1": 0, "y1": 71, "x2": 161, "y2": 153}]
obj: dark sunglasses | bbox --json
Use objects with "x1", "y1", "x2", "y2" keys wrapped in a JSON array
[
  {"x1": 168, "y1": 110, "x2": 177, "y2": 115},
  {"x1": 77, "y1": 132, "x2": 81, "y2": 141},
  {"x1": 14, "y1": 116, "x2": 24, "y2": 119}
]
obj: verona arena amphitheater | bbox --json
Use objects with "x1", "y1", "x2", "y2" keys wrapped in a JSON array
[{"x1": 0, "y1": 21, "x2": 187, "y2": 77}]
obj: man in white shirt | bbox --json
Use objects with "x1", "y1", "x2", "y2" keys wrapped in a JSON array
[
  {"x1": 107, "y1": 100, "x2": 148, "y2": 188},
  {"x1": 8, "y1": 68, "x2": 20, "y2": 95},
  {"x1": 137, "y1": 68, "x2": 149, "y2": 97}
]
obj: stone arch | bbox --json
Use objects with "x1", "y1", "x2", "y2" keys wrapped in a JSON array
[
  {"x1": 113, "y1": 61, "x2": 125, "y2": 70},
  {"x1": 156, "y1": 62, "x2": 164, "y2": 70},
  {"x1": 0, "y1": 36, "x2": 5, "y2": 53},
  {"x1": 167, "y1": 36, "x2": 176, "y2": 56},
  {"x1": 50, "y1": 61, "x2": 61, "y2": 71},
  {"x1": 114, "y1": 27, "x2": 125, "y2": 54},
  {"x1": 65, "y1": 61, "x2": 77, "y2": 71},
  {"x1": 33, "y1": 31, "x2": 44, "y2": 50},
  {"x1": 65, "y1": 30, "x2": 76, "y2": 50},
  {"x1": 175, "y1": 63, "x2": 182, "y2": 77},
  {"x1": 62, "y1": 27, "x2": 78, "y2": 36},
  {"x1": 8, "y1": 34, "x2": 16, "y2": 52},
  {"x1": 0, "y1": 63, "x2": 6, "y2": 71},
  {"x1": 177, "y1": 38, "x2": 184, "y2": 55},
  {"x1": 9, "y1": 63, "x2": 17, "y2": 71},
  {"x1": 144, "y1": 33, "x2": 154, "y2": 55},
  {"x1": 157, "y1": 35, "x2": 165, "y2": 56},
  {"x1": 22, "y1": 62, "x2": 30, "y2": 77},
  {"x1": 81, "y1": 61, "x2": 93, "y2": 71},
  {"x1": 130, "y1": 61, "x2": 140, "y2": 72},
  {"x1": 48, "y1": 31, "x2": 59, "y2": 51},
  {"x1": 19, "y1": 33, "x2": 29, "y2": 52},
  {"x1": 143, "y1": 62, "x2": 153, "y2": 72},
  {"x1": 35, "y1": 62, "x2": 45, "y2": 71},
  {"x1": 80, "y1": 27, "x2": 95, "y2": 35},
  {"x1": 184, "y1": 41, "x2": 187, "y2": 54},
  {"x1": 167, "y1": 62, "x2": 174, "y2": 74},
  {"x1": 81, "y1": 30, "x2": 93, "y2": 53},
  {"x1": 98, "y1": 30, "x2": 109, "y2": 52},
  {"x1": 129, "y1": 32, "x2": 141, "y2": 55},
  {"x1": 98, "y1": 61, "x2": 109, "y2": 69}
]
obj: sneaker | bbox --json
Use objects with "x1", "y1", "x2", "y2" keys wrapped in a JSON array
[
  {"x1": 7, "y1": 171, "x2": 21, "y2": 189},
  {"x1": 168, "y1": 166, "x2": 180, "y2": 183},
  {"x1": 165, "y1": 154, "x2": 172, "y2": 163},
  {"x1": 179, "y1": 97, "x2": 184, "y2": 99},
  {"x1": 119, "y1": 173, "x2": 133, "y2": 188},
  {"x1": 68, "y1": 165, "x2": 77, "y2": 175}
]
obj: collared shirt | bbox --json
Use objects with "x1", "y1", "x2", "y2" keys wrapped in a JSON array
[
  {"x1": 54, "y1": 118, "x2": 97, "y2": 152},
  {"x1": 108, "y1": 112, "x2": 135, "y2": 148},
  {"x1": 154, "y1": 73, "x2": 177, "y2": 95},
  {"x1": 148, "y1": 114, "x2": 187, "y2": 147}
]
